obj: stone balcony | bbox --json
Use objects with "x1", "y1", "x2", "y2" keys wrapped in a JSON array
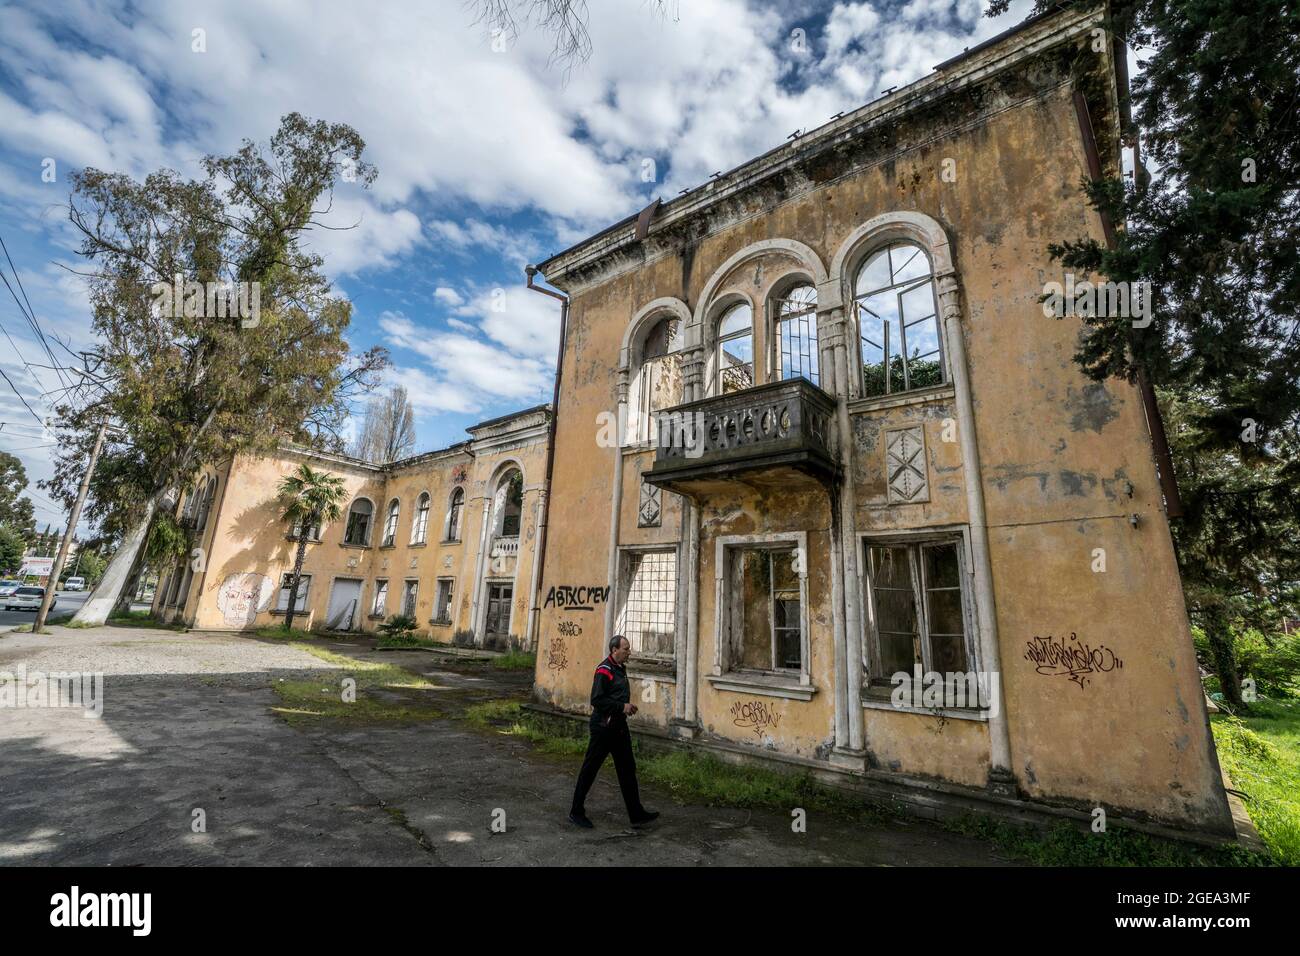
[{"x1": 642, "y1": 378, "x2": 840, "y2": 493}]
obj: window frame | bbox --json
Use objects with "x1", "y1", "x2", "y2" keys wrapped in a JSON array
[
  {"x1": 771, "y1": 282, "x2": 820, "y2": 387},
  {"x1": 714, "y1": 301, "x2": 755, "y2": 395},
  {"x1": 432, "y1": 577, "x2": 455, "y2": 626},
  {"x1": 343, "y1": 498, "x2": 374, "y2": 547},
  {"x1": 371, "y1": 578, "x2": 388, "y2": 617},
  {"x1": 276, "y1": 572, "x2": 311, "y2": 613},
  {"x1": 401, "y1": 578, "x2": 419, "y2": 618},
  {"x1": 852, "y1": 242, "x2": 948, "y2": 400},
  {"x1": 614, "y1": 544, "x2": 679, "y2": 663},
  {"x1": 709, "y1": 531, "x2": 813, "y2": 700},
  {"x1": 411, "y1": 491, "x2": 431, "y2": 545},
  {"x1": 444, "y1": 487, "x2": 465, "y2": 543},
  {"x1": 858, "y1": 526, "x2": 982, "y2": 702},
  {"x1": 381, "y1": 498, "x2": 400, "y2": 548}
]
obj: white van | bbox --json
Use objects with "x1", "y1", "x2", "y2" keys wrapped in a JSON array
[{"x1": 64, "y1": 577, "x2": 86, "y2": 591}]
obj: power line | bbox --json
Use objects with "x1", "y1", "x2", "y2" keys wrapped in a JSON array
[{"x1": 0, "y1": 230, "x2": 71, "y2": 391}]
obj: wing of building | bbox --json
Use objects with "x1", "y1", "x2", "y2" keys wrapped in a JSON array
[
  {"x1": 529, "y1": 2, "x2": 1233, "y2": 838},
  {"x1": 155, "y1": 404, "x2": 550, "y2": 650}
]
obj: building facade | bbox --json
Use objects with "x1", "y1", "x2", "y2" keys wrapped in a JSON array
[
  {"x1": 531, "y1": 5, "x2": 1233, "y2": 836},
  {"x1": 154, "y1": 405, "x2": 550, "y2": 649}
]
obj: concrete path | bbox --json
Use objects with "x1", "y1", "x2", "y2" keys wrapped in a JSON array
[{"x1": 0, "y1": 626, "x2": 1018, "y2": 866}]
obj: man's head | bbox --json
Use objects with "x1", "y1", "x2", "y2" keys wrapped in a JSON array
[{"x1": 609, "y1": 634, "x2": 631, "y2": 664}]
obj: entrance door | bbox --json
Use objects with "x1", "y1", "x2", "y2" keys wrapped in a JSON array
[
  {"x1": 483, "y1": 583, "x2": 513, "y2": 649},
  {"x1": 326, "y1": 578, "x2": 363, "y2": 631}
]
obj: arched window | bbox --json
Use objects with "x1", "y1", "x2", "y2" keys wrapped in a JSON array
[
  {"x1": 716, "y1": 302, "x2": 754, "y2": 394},
  {"x1": 411, "y1": 492, "x2": 430, "y2": 545},
  {"x1": 344, "y1": 498, "x2": 373, "y2": 546},
  {"x1": 381, "y1": 498, "x2": 400, "y2": 547},
  {"x1": 631, "y1": 316, "x2": 682, "y2": 443},
  {"x1": 855, "y1": 242, "x2": 944, "y2": 397},
  {"x1": 774, "y1": 284, "x2": 819, "y2": 386},
  {"x1": 494, "y1": 470, "x2": 524, "y2": 537},
  {"x1": 195, "y1": 476, "x2": 216, "y2": 532},
  {"x1": 445, "y1": 487, "x2": 464, "y2": 542}
]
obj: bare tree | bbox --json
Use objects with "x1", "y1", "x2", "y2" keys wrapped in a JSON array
[
  {"x1": 469, "y1": 1, "x2": 672, "y2": 70},
  {"x1": 350, "y1": 385, "x2": 417, "y2": 463}
]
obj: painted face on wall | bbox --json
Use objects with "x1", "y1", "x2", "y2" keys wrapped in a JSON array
[{"x1": 216, "y1": 572, "x2": 273, "y2": 627}]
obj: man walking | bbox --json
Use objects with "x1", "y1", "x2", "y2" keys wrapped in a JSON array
[{"x1": 568, "y1": 635, "x2": 659, "y2": 829}]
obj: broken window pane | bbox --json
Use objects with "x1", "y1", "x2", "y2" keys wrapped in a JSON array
[
  {"x1": 728, "y1": 547, "x2": 802, "y2": 673},
  {"x1": 616, "y1": 549, "x2": 676, "y2": 658}
]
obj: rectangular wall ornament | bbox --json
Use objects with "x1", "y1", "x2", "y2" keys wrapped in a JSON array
[{"x1": 885, "y1": 425, "x2": 929, "y2": 503}]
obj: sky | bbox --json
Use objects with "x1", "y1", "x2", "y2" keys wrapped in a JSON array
[{"x1": 0, "y1": 0, "x2": 1036, "y2": 532}]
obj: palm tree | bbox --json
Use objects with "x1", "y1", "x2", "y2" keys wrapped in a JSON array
[{"x1": 277, "y1": 463, "x2": 347, "y2": 631}]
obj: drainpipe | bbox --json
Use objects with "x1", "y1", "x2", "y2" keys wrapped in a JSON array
[{"x1": 525, "y1": 266, "x2": 569, "y2": 648}]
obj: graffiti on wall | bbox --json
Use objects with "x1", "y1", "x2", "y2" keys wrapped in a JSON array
[
  {"x1": 730, "y1": 699, "x2": 781, "y2": 738},
  {"x1": 1024, "y1": 632, "x2": 1123, "y2": 689},
  {"x1": 542, "y1": 584, "x2": 610, "y2": 612},
  {"x1": 215, "y1": 572, "x2": 274, "y2": 628},
  {"x1": 547, "y1": 636, "x2": 570, "y2": 671}
]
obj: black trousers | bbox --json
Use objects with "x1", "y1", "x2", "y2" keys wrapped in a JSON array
[{"x1": 570, "y1": 718, "x2": 645, "y2": 819}]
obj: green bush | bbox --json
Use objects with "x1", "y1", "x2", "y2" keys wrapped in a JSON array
[{"x1": 1193, "y1": 624, "x2": 1300, "y2": 699}]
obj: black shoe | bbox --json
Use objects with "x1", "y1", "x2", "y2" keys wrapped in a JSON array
[
  {"x1": 568, "y1": 812, "x2": 594, "y2": 829},
  {"x1": 630, "y1": 810, "x2": 660, "y2": 827}
]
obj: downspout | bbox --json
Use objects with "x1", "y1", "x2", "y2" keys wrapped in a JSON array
[{"x1": 525, "y1": 266, "x2": 569, "y2": 649}]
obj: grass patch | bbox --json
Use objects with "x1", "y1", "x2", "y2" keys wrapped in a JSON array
[
  {"x1": 491, "y1": 650, "x2": 536, "y2": 671},
  {"x1": 255, "y1": 625, "x2": 318, "y2": 641},
  {"x1": 107, "y1": 610, "x2": 186, "y2": 631},
  {"x1": 1212, "y1": 698, "x2": 1300, "y2": 865},
  {"x1": 269, "y1": 641, "x2": 443, "y2": 725},
  {"x1": 943, "y1": 815, "x2": 1260, "y2": 867},
  {"x1": 376, "y1": 631, "x2": 439, "y2": 650}
]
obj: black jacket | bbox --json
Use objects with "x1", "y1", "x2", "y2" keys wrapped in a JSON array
[{"x1": 589, "y1": 654, "x2": 630, "y2": 730}]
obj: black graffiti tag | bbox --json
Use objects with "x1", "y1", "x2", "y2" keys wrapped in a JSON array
[
  {"x1": 543, "y1": 584, "x2": 611, "y2": 612},
  {"x1": 730, "y1": 699, "x2": 781, "y2": 738},
  {"x1": 1024, "y1": 632, "x2": 1123, "y2": 689}
]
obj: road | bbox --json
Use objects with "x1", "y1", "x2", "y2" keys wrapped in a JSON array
[{"x1": 0, "y1": 590, "x2": 89, "y2": 627}]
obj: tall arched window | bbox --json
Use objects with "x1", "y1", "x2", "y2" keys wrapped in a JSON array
[
  {"x1": 631, "y1": 316, "x2": 682, "y2": 443},
  {"x1": 344, "y1": 498, "x2": 373, "y2": 546},
  {"x1": 445, "y1": 487, "x2": 464, "y2": 542},
  {"x1": 855, "y1": 242, "x2": 944, "y2": 397},
  {"x1": 774, "y1": 284, "x2": 819, "y2": 386},
  {"x1": 495, "y1": 470, "x2": 523, "y2": 537},
  {"x1": 716, "y1": 302, "x2": 754, "y2": 394},
  {"x1": 195, "y1": 476, "x2": 216, "y2": 532},
  {"x1": 381, "y1": 498, "x2": 400, "y2": 547},
  {"x1": 411, "y1": 492, "x2": 430, "y2": 544}
]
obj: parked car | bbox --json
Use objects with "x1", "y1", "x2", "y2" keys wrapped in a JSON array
[
  {"x1": 0, "y1": 580, "x2": 21, "y2": 597},
  {"x1": 5, "y1": 586, "x2": 53, "y2": 612},
  {"x1": 64, "y1": 576, "x2": 86, "y2": 591}
]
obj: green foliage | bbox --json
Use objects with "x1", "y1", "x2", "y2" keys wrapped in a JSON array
[
  {"x1": 491, "y1": 650, "x2": 536, "y2": 670},
  {"x1": 0, "y1": 524, "x2": 25, "y2": 576},
  {"x1": 42, "y1": 112, "x2": 388, "y2": 562},
  {"x1": 277, "y1": 463, "x2": 348, "y2": 535},
  {"x1": 145, "y1": 512, "x2": 189, "y2": 565},
  {"x1": 1196, "y1": 624, "x2": 1300, "y2": 700},
  {"x1": 0, "y1": 452, "x2": 35, "y2": 536},
  {"x1": 377, "y1": 614, "x2": 419, "y2": 639},
  {"x1": 1212, "y1": 701, "x2": 1300, "y2": 865}
]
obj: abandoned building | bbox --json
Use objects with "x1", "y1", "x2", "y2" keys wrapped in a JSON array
[
  {"x1": 529, "y1": 3, "x2": 1234, "y2": 837},
  {"x1": 152, "y1": 405, "x2": 550, "y2": 649}
]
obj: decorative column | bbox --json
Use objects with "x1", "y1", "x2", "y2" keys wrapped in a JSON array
[
  {"x1": 820, "y1": 305, "x2": 866, "y2": 767},
  {"x1": 604, "y1": 368, "x2": 629, "y2": 638},
  {"x1": 936, "y1": 272, "x2": 1015, "y2": 795}
]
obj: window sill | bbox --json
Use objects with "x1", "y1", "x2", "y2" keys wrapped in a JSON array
[
  {"x1": 628, "y1": 659, "x2": 676, "y2": 682},
  {"x1": 339, "y1": 543, "x2": 371, "y2": 550},
  {"x1": 284, "y1": 535, "x2": 321, "y2": 544},
  {"x1": 270, "y1": 608, "x2": 307, "y2": 617},
  {"x1": 848, "y1": 383, "x2": 955, "y2": 414},
  {"x1": 429, "y1": 619, "x2": 452, "y2": 627},
  {"x1": 707, "y1": 672, "x2": 815, "y2": 701},
  {"x1": 861, "y1": 689, "x2": 990, "y2": 722},
  {"x1": 379, "y1": 543, "x2": 396, "y2": 551},
  {"x1": 367, "y1": 613, "x2": 386, "y2": 621},
  {"x1": 440, "y1": 539, "x2": 462, "y2": 546},
  {"x1": 409, "y1": 542, "x2": 427, "y2": 549}
]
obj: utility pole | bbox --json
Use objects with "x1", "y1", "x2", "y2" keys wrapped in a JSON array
[{"x1": 35, "y1": 421, "x2": 107, "y2": 633}]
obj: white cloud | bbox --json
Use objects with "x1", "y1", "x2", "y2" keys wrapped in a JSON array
[{"x1": 433, "y1": 286, "x2": 464, "y2": 308}]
